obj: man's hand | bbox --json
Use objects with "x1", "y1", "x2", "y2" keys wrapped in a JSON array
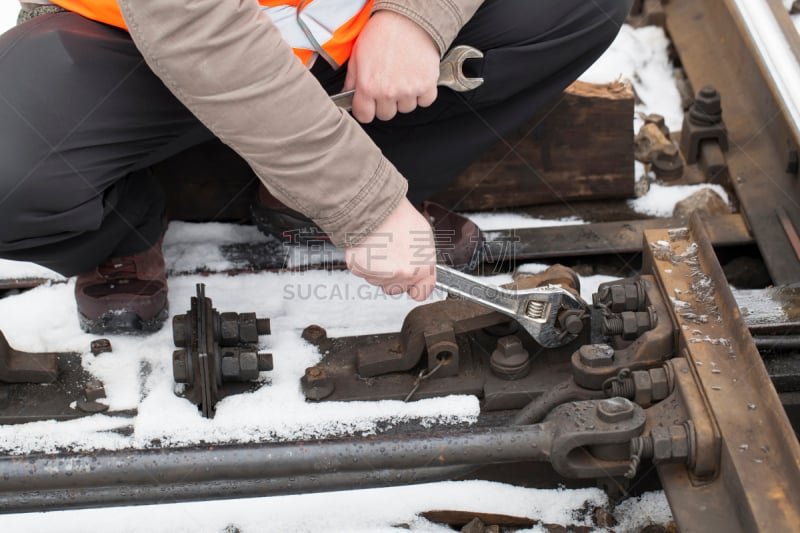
[
  {"x1": 345, "y1": 198, "x2": 436, "y2": 301},
  {"x1": 344, "y1": 10, "x2": 440, "y2": 123}
]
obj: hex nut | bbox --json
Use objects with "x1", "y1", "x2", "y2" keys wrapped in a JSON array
[
  {"x1": 621, "y1": 312, "x2": 639, "y2": 339},
  {"x1": 238, "y1": 351, "x2": 259, "y2": 381},
  {"x1": 651, "y1": 426, "x2": 673, "y2": 462},
  {"x1": 633, "y1": 370, "x2": 653, "y2": 407},
  {"x1": 238, "y1": 313, "x2": 260, "y2": 344},
  {"x1": 219, "y1": 312, "x2": 240, "y2": 346},
  {"x1": 650, "y1": 368, "x2": 670, "y2": 400},
  {"x1": 610, "y1": 285, "x2": 627, "y2": 312},
  {"x1": 669, "y1": 425, "x2": 690, "y2": 461},
  {"x1": 221, "y1": 353, "x2": 240, "y2": 380}
]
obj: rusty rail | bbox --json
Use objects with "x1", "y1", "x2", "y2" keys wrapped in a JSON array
[
  {"x1": 643, "y1": 215, "x2": 800, "y2": 532},
  {"x1": 665, "y1": 0, "x2": 800, "y2": 284}
]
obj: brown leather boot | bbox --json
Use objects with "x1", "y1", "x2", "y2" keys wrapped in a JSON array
[
  {"x1": 74, "y1": 239, "x2": 168, "y2": 334},
  {"x1": 251, "y1": 186, "x2": 331, "y2": 244},
  {"x1": 252, "y1": 185, "x2": 483, "y2": 271},
  {"x1": 420, "y1": 200, "x2": 483, "y2": 272}
]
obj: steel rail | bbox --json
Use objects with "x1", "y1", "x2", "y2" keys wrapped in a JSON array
[
  {"x1": 665, "y1": 0, "x2": 800, "y2": 285},
  {"x1": 729, "y1": 0, "x2": 800, "y2": 149}
]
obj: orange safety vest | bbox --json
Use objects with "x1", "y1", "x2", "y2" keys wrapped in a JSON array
[{"x1": 50, "y1": 0, "x2": 373, "y2": 68}]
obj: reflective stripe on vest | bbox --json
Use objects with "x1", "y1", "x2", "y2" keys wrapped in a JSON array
[{"x1": 49, "y1": 0, "x2": 372, "y2": 68}]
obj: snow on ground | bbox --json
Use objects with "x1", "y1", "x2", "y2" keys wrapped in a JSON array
[
  {"x1": 629, "y1": 182, "x2": 730, "y2": 217},
  {"x1": 0, "y1": 6, "x2": 683, "y2": 531}
]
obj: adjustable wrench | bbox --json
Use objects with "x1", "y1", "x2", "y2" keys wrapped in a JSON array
[
  {"x1": 331, "y1": 45, "x2": 484, "y2": 110},
  {"x1": 434, "y1": 265, "x2": 586, "y2": 348}
]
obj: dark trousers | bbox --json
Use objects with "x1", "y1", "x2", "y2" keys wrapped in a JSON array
[{"x1": 0, "y1": 0, "x2": 632, "y2": 276}]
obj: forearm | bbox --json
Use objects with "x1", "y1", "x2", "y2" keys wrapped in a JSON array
[
  {"x1": 372, "y1": 0, "x2": 484, "y2": 55},
  {"x1": 118, "y1": 0, "x2": 407, "y2": 247}
]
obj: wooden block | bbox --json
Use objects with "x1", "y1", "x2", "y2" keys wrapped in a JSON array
[
  {"x1": 432, "y1": 81, "x2": 636, "y2": 211},
  {"x1": 156, "y1": 81, "x2": 635, "y2": 219}
]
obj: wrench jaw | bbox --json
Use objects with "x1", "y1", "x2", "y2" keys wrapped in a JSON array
[
  {"x1": 438, "y1": 45, "x2": 485, "y2": 92},
  {"x1": 517, "y1": 288, "x2": 586, "y2": 349}
]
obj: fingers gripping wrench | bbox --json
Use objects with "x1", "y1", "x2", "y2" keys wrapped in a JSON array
[
  {"x1": 331, "y1": 45, "x2": 484, "y2": 110},
  {"x1": 435, "y1": 265, "x2": 587, "y2": 348}
]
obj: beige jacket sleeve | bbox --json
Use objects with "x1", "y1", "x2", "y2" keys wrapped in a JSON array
[
  {"x1": 373, "y1": 0, "x2": 484, "y2": 56},
  {"x1": 118, "y1": 0, "x2": 482, "y2": 247}
]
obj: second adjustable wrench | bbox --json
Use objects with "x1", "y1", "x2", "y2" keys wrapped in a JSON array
[
  {"x1": 434, "y1": 265, "x2": 586, "y2": 348},
  {"x1": 331, "y1": 45, "x2": 484, "y2": 110}
]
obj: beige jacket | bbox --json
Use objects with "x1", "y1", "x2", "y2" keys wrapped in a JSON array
[{"x1": 117, "y1": 0, "x2": 483, "y2": 248}]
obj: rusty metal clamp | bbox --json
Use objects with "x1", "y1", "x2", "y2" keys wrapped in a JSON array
[
  {"x1": 331, "y1": 45, "x2": 484, "y2": 110},
  {"x1": 434, "y1": 265, "x2": 586, "y2": 348}
]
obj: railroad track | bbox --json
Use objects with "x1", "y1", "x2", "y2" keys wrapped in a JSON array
[{"x1": 2, "y1": 2, "x2": 800, "y2": 531}]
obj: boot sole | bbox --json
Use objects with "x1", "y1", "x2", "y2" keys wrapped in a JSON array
[{"x1": 78, "y1": 305, "x2": 169, "y2": 336}]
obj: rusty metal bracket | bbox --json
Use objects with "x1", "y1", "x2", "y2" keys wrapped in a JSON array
[
  {"x1": 679, "y1": 86, "x2": 729, "y2": 165},
  {"x1": 0, "y1": 329, "x2": 58, "y2": 384},
  {"x1": 172, "y1": 284, "x2": 273, "y2": 418},
  {"x1": 570, "y1": 276, "x2": 675, "y2": 390}
]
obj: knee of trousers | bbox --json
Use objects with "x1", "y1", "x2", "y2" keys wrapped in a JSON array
[{"x1": 0, "y1": 154, "x2": 104, "y2": 250}]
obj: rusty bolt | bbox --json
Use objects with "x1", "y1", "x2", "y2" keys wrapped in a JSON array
[
  {"x1": 644, "y1": 113, "x2": 670, "y2": 137},
  {"x1": 490, "y1": 336, "x2": 531, "y2": 380},
  {"x1": 83, "y1": 380, "x2": 106, "y2": 401},
  {"x1": 302, "y1": 325, "x2": 328, "y2": 345},
  {"x1": 221, "y1": 353, "x2": 240, "y2": 380},
  {"x1": 173, "y1": 349, "x2": 190, "y2": 383},
  {"x1": 670, "y1": 424, "x2": 690, "y2": 462},
  {"x1": 649, "y1": 367, "x2": 671, "y2": 401},
  {"x1": 652, "y1": 147, "x2": 684, "y2": 181},
  {"x1": 239, "y1": 351, "x2": 259, "y2": 381},
  {"x1": 237, "y1": 313, "x2": 261, "y2": 344},
  {"x1": 558, "y1": 309, "x2": 584, "y2": 335},
  {"x1": 633, "y1": 370, "x2": 653, "y2": 407},
  {"x1": 604, "y1": 307, "x2": 657, "y2": 340},
  {"x1": 219, "y1": 312, "x2": 240, "y2": 346},
  {"x1": 595, "y1": 281, "x2": 646, "y2": 313},
  {"x1": 689, "y1": 86, "x2": 722, "y2": 126},
  {"x1": 579, "y1": 344, "x2": 615, "y2": 368},
  {"x1": 258, "y1": 352, "x2": 273, "y2": 371},
  {"x1": 302, "y1": 366, "x2": 334, "y2": 401},
  {"x1": 597, "y1": 397, "x2": 635, "y2": 423},
  {"x1": 650, "y1": 426, "x2": 672, "y2": 462},
  {"x1": 172, "y1": 315, "x2": 188, "y2": 348},
  {"x1": 90, "y1": 339, "x2": 112, "y2": 355}
]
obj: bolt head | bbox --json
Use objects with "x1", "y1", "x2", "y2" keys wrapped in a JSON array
[
  {"x1": 579, "y1": 344, "x2": 615, "y2": 368},
  {"x1": 597, "y1": 397, "x2": 635, "y2": 423},
  {"x1": 302, "y1": 325, "x2": 328, "y2": 345}
]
